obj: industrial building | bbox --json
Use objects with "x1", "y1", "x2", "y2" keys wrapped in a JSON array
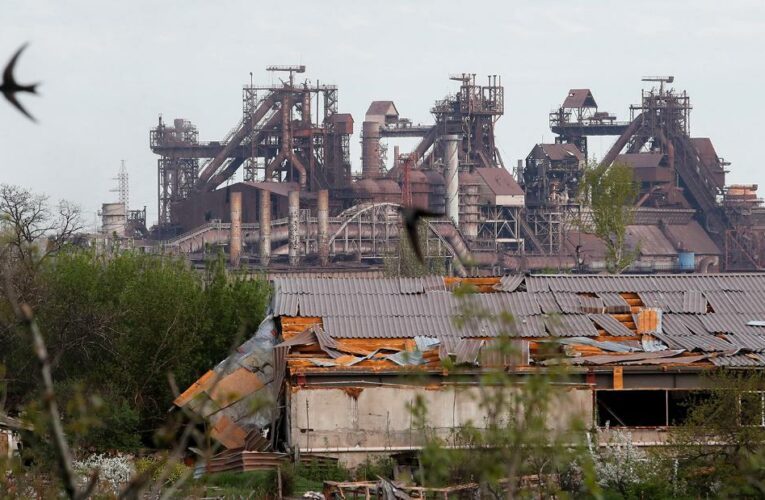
[
  {"x1": 134, "y1": 69, "x2": 765, "y2": 274},
  {"x1": 176, "y1": 273, "x2": 765, "y2": 468}
]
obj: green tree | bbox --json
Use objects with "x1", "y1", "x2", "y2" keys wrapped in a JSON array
[
  {"x1": 668, "y1": 370, "x2": 765, "y2": 497},
  {"x1": 1, "y1": 249, "x2": 271, "y2": 448},
  {"x1": 580, "y1": 161, "x2": 639, "y2": 273}
]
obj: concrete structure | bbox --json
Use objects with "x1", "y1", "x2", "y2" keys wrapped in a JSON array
[
  {"x1": 177, "y1": 274, "x2": 765, "y2": 466},
  {"x1": 101, "y1": 202, "x2": 127, "y2": 237}
]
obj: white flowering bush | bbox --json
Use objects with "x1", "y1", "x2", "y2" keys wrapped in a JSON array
[
  {"x1": 587, "y1": 426, "x2": 669, "y2": 496},
  {"x1": 73, "y1": 453, "x2": 135, "y2": 494}
]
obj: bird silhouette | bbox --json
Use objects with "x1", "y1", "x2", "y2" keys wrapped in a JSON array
[
  {"x1": 1, "y1": 43, "x2": 38, "y2": 122},
  {"x1": 400, "y1": 207, "x2": 444, "y2": 264}
]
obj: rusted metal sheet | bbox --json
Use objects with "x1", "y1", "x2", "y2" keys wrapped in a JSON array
[
  {"x1": 590, "y1": 314, "x2": 635, "y2": 338},
  {"x1": 635, "y1": 308, "x2": 662, "y2": 334}
]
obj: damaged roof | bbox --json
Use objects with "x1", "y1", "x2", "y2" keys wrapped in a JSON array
[{"x1": 273, "y1": 273, "x2": 765, "y2": 372}]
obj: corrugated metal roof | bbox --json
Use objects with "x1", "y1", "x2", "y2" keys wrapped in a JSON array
[
  {"x1": 652, "y1": 332, "x2": 733, "y2": 352},
  {"x1": 724, "y1": 333, "x2": 765, "y2": 352},
  {"x1": 545, "y1": 315, "x2": 598, "y2": 337},
  {"x1": 578, "y1": 295, "x2": 605, "y2": 314},
  {"x1": 535, "y1": 293, "x2": 561, "y2": 313},
  {"x1": 496, "y1": 274, "x2": 524, "y2": 292},
  {"x1": 682, "y1": 290, "x2": 708, "y2": 314},
  {"x1": 505, "y1": 315, "x2": 546, "y2": 337},
  {"x1": 553, "y1": 292, "x2": 582, "y2": 313},
  {"x1": 711, "y1": 354, "x2": 765, "y2": 367},
  {"x1": 699, "y1": 314, "x2": 765, "y2": 335},
  {"x1": 522, "y1": 274, "x2": 765, "y2": 293},
  {"x1": 661, "y1": 315, "x2": 692, "y2": 336},
  {"x1": 590, "y1": 314, "x2": 635, "y2": 337},
  {"x1": 597, "y1": 293, "x2": 631, "y2": 313},
  {"x1": 455, "y1": 339, "x2": 484, "y2": 365}
]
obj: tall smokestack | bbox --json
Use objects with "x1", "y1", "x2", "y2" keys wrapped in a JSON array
[
  {"x1": 444, "y1": 135, "x2": 460, "y2": 226},
  {"x1": 361, "y1": 121, "x2": 381, "y2": 179},
  {"x1": 229, "y1": 191, "x2": 242, "y2": 267},
  {"x1": 259, "y1": 190, "x2": 271, "y2": 266},
  {"x1": 318, "y1": 190, "x2": 329, "y2": 266},
  {"x1": 288, "y1": 190, "x2": 300, "y2": 267}
]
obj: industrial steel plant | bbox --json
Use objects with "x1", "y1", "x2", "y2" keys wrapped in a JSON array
[{"x1": 103, "y1": 67, "x2": 765, "y2": 275}]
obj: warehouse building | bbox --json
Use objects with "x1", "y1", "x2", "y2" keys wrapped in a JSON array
[{"x1": 176, "y1": 274, "x2": 765, "y2": 466}]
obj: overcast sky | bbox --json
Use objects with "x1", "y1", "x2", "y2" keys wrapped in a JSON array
[{"x1": 2, "y1": 0, "x2": 764, "y2": 229}]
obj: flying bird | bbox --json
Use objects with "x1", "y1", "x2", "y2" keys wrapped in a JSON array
[
  {"x1": 400, "y1": 207, "x2": 444, "y2": 264},
  {"x1": 1, "y1": 43, "x2": 38, "y2": 122}
]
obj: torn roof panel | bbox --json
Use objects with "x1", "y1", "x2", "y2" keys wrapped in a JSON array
[
  {"x1": 553, "y1": 292, "x2": 582, "y2": 314},
  {"x1": 535, "y1": 293, "x2": 562, "y2": 314},
  {"x1": 590, "y1": 314, "x2": 635, "y2": 337},
  {"x1": 597, "y1": 293, "x2": 631, "y2": 314},
  {"x1": 545, "y1": 315, "x2": 599, "y2": 337},
  {"x1": 496, "y1": 274, "x2": 524, "y2": 292}
]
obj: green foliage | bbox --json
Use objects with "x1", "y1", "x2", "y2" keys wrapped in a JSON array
[
  {"x1": 355, "y1": 455, "x2": 395, "y2": 481},
  {"x1": 295, "y1": 459, "x2": 350, "y2": 483},
  {"x1": 667, "y1": 370, "x2": 765, "y2": 497},
  {"x1": 580, "y1": 161, "x2": 639, "y2": 273},
  {"x1": 135, "y1": 454, "x2": 190, "y2": 484},
  {"x1": 0, "y1": 250, "x2": 271, "y2": 449},
  {"x1": 197, "y1": 468, "x2": 294, "y2": 498}
]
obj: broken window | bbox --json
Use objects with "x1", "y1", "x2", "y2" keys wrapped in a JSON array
[{"x1": 596, "y1": 389, "x2": 708, "y2": 428}]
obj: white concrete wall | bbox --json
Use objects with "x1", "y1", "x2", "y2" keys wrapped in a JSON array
[{"x1": 289, "y1": 384, "x2": 593, "y2": 465}]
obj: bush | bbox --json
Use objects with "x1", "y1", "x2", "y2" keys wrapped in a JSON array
[
  {"x1": 135, "y1": 454, "x2": 190, "y2": 484},
  {"x1": 355, "y1": 455, "x2": 396, "y2": 481}
]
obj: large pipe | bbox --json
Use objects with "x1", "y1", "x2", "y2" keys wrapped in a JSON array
[
  {"x1": 259, "y1": 190, "x2": 271, "y2": 266},
  {"x1": 229, "y1": 191, "x2": 242, "y2": 267},
  {"x1": 288, "y1": 190, "x2": 300, "y2": 267},
  {"x1": 318, "y1": 189, "x2": 329, "y2": 266},
  {"x1": 361, "y1": 121, "x2": 381, "y2": 179},
  {"x1": 444, "y1": 134, "x2": 460, "y2": 226}
]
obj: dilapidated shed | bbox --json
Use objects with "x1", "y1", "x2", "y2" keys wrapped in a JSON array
[{"x1": 177, "y1": 274, "x2": 765, "y2": 466}]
